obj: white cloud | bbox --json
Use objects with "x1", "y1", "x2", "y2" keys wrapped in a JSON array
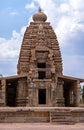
[
  {"x1": 0, "y1": 25, "x2": 26, "y2": 76},
  {"x1": 59, "y1": 3, "x2": 70, "y2": 13},
  {"x1": 0, "y1": 26, "x2": 26, "y2": 60},
  {"x1": 70, "y1": 0, "x2": 84, "y2": 10},
  {"x1": 63, "y1": 54, "x2": 84, "y2": 78},
  {"x1": 25, "y1": 2, "x2": 36, "y2": 9},
  {"x1": 0, "y1": 26, "x2": 26, "y2": 76},
  {"x1": 10, "y1": 11, "x2": 19, "y2": 16}
]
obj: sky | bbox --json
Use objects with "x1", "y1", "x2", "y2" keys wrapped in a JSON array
[{"x1": 0, "y1": 0, "x2": 84, "y2": 79}]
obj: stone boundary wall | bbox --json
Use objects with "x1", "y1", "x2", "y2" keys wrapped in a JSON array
[{"x1": 0, "y1": 107, "x2": 84, "y2": 124}]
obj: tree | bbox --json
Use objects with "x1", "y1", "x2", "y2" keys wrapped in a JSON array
[
  {"x1": 82, "y1": 85, "x2": 84, "y2": 103},
  {"x1": 0, "y1": 74, "x2": 3, "y2": 77}
]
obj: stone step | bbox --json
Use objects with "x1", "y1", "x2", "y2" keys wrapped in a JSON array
[
  {"x1": 51, "y1": 113, "x2": 71, "y2": 116},
  {"x1": 51, "y1": 118, "x2": 72, "y2": 121},
  {"x1": 51, "y1": 116, "x2": 68, "y2": 119},
  {"x1": 50, "y1": 110, "x2": 74, "y2": 124},
  {"x1": 25, "y1": 117, "x2": 49, "y2": 123},
  {"x1": 51, "y1": 119, "x2": 74, "y2": 124},
  {"x1": 51, "y1": 121, "x2": 74, "y2": 125}
]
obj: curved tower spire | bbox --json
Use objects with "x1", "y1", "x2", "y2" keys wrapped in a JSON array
[{"x1": 17, "y1": 9, "x2": 63, "y2": 76}]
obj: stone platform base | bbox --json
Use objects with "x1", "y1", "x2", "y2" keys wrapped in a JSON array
[{"x1": 0, "y1": 107, "x2": 84, "y2": 124}]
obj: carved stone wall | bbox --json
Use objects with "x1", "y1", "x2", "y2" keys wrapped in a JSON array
[
  {"x1": 0, "y1": 79, "x2": 6, "y2": 106},
  {"x1": 0, "y1": 9, "x2": 82, "y2": 108},
  {"x1": 16, "y1": 78, "x2": 27, "y2": 106},
  {"x1": 17, "y1": 16, "x2": 62, "y2": 76},
  {"x1": 17, "y1": 9, "x2": 63, "y2": 107}
]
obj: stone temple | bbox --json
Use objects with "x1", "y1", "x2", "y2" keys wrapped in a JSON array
[{"x1": 0, "y1": 8, "x2": 84, "y2": 124}]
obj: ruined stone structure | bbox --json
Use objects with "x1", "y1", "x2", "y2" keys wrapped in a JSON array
[{"x1": 0, "y1": 8, "x2": 84, "y2": 108}]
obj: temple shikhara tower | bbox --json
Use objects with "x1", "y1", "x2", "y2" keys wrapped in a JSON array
[
  {"x1": 17, "y1": 8, "x2": 63, "y2": 107},
  {"x1": 0, "y1": 9, "x2": 84, "y2": 109}
]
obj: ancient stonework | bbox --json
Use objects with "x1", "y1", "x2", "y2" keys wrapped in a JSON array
[
  {"x1": 17, "y1": 8, "x2": 63, "y2": 107},
  {"x1": 17, "y1": 12, "x2": 62, "y2": 76},
  {"x1": 0, "y1": 8, "x2": 84, "y2": 108}
]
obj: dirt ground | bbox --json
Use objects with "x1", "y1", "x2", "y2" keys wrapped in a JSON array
[{"x1": 0, "y1": 123, "x2": 84, "y2": 130}]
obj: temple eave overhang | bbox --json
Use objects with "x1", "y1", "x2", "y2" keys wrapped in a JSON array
[
  {"x1": 0, "y1": 74, "x2": 27, "y2": 81},
  {"x1": 0, "y1": 74, "x2": 84, "y2": 83},
  {"x1": 58, "y1": 75, "x2": 84, "y2": 83}
]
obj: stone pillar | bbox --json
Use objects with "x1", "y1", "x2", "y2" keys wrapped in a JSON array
[
  {"x1": 0, "y1": 79, "x2": 6, "y2": 106},
  {"x1": 75, "y1": 80, "x2": 80, "y2": 107},
  {"x1": 51, "y1": 82, "x2": 56, "y2": 106},
  {"x1": 55, "y1": 79, "x2": 64, "y2": 107},
  {"x1": 26, "y1": 77, "x2": 35, "y2": 107},
  {"x1": 27, "y1": 82, "x2": 34, "y2": 107},
  {"x1": 47, "y1": 84, "x2": 52, "y2": 106},
  {"x1": 16, "y1": 78, "x2": 27, "y2": 106}
]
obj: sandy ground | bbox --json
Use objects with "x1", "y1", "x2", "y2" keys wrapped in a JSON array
[{"x1": 0, "y1": 123, "x2": 84, "y2": 130}]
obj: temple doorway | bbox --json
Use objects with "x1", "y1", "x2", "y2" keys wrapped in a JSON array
[
  {"x1": 6, "y1": 80, "x2": 17, "y2": 107},
  {"x1": 63, "y1": 80, "x2": 76, "y2": 107},
  {"x1": 38, "y1": 89, "x2": 46, "y2": 104}
]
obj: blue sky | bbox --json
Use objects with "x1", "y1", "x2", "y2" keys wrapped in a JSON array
[{"x1": 0, "y1": 0, "x2": 84, "y2": 79}]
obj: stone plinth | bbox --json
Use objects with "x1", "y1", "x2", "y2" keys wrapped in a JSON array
[{"x1": 0, "y1": 107, "x2": 84, "y2": 124}]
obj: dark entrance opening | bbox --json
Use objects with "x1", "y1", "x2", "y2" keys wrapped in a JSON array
[
  {"x1": 37, "y1": 63, "x2": 46, "y2": 68},
  {"x1": 63, "y1": 81, "x2": 75, "y2": 107},
  {"x1": 6, "y1": 81, "x2": 17, "y2": 107},
  {"x1": 38, "y1": 89, "x2": 46, "y2": 104},
  {"x1": 38, "y1": 71, "x2": 46, "y2": 79},
  {"x1": 63, "y1": 82, "x2": 69, "y2": 107}
]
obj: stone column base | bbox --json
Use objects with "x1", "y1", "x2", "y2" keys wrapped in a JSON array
[
  {"x1": 55, "y1": 98, "x2": 64, "y2": 107},
  {"x1": 16, "y1": 98, "x2": 26, "y2": 106}
]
